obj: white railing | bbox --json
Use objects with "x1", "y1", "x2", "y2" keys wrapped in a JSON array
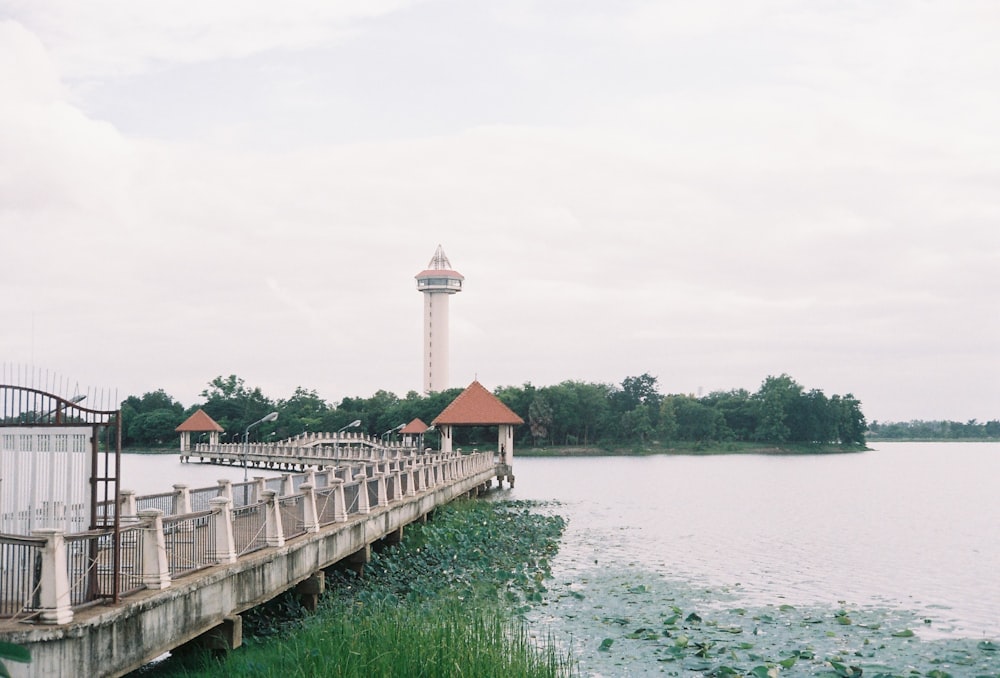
[{"x1": 4, "y1": 450, "x2": 496, "y2": 624}]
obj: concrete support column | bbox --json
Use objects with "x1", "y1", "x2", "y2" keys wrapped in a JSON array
[
  {"x1": 295, "y1": 572, "x2": 325, "y2": 612},
  {"x1": 300, "y1": 484, "x2": 320, "y2": 533},
  {"x1": 31, "y1": 528, "x2": 73, "y2": 624},
  {"x1": 281, "y1": 474, "x2": 295, "y2": 497},
  {"x1": 172, "y1": 484, "x2": 192, "y2": 516},
  {"x1": 261, "y1": 490, "x2": 284, "y2": 547},
  {"x1": 208, "y1": 497, "x2": 237, "y2": 564},
  {"x1": 137, "y1": 509, "x2": 171, "y2": 590},
  {"x1": 119, "y1": 490, "x2": 137, "y2": 522},
  {"x1": 354, "y1": 474, "x2": 370, "y2": 514}
]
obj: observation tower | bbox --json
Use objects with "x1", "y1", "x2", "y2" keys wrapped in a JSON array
[{"x1": 415, "y1": 245, "x2": 464, "y2": 393}]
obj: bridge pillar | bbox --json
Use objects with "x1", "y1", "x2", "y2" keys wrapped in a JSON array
[
  {"x1": 345, "y1": 544, "x2": 370, "y2": 576},
  {"x1": 295, "y1": 571, "x2": 325, "y2": 612},
  {"x1": 281, "y1": 474, "x2": 295, "y2": 497},
  {"x1": 172, "y1": 484, "x2": 193, "y2": 516},
  {"x1": 261, "y1": 490, "x2": 284, "y2": 547},
  {"x1": 208, "y1": 497, "x2": 237, "y2": 564},
  {"x1": 137, "y1": 509, "x2": 171, "y2": 590},
  {"x1": 31, "y1": 528, "x2": 73, "y2": 624},
  {"x1": 300, "y1": 484, "x2": 320, "y2": 532}
]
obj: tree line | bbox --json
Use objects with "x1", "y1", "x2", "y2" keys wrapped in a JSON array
[
  {"x1": 868, "y1": 419, "x2": 1000, "y2": 440},
  {"x1": 121, "y1": 373, "x2": 867, "y2": 449}
]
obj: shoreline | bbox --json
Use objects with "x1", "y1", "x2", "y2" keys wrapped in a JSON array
[{"x1": 514, "y1": 441, "x2": 870, "y2": 457}]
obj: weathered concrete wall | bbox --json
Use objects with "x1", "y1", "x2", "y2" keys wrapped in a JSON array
[{"x1": 1, "y1": 467, "x2": 497, "y2": 678}]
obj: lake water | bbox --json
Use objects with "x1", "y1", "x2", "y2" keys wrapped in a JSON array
[
  {"x1": 122, "y1": 443, "x2": 999, "y2": 672},
  {"x1": 503, "y1": 442, "x2": 1000, "y2": 675}
]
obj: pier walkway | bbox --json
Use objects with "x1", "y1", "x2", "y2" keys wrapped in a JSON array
[{"x1": 0, "y1": 449, "x2": 500, "y2": 677}]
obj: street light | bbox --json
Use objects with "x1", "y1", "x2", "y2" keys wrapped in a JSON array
[
  {"x1": 381, "y1": 423, "x2": 405, "y2": 442},
  {"x1": 337, "y1": 419, "x2": 362, "y2": 435},
  {"x1": 243, "y1": 412, "x2": 279, "y2": 500}
]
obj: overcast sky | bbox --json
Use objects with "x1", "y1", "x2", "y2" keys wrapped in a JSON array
[{"x1": 2, "y1": 1, "x2": 998, "y2": 422}]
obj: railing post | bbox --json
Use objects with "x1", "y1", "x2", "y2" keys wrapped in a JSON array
[
  {"x1": 354, "y1": 474, "x2": 370, "y2": 514},
  {"x1": 31, "y1": 528, "x2": 73, "y2": 624},
  {"x1": 300, "y1": 484, "x2": 320, "y2": 533},
  {"x1": 330, "y1": 479, "x2": 347, "y2": 522},
  {"x1": 406, "y1": 461, "x2": 418, "y2": 495},
  {"x1": 374, "y1": 472, "x2": 388, "y2": 507},
  {"x1": 118, "y1": 489, "x2": 137, "y2": 522},
  {"x1": 137, "y1": 509, "x2": 171, "y2": 590},
  {"x1": 281, "y1": 474, "x2": 295, "y2": 497},
  {"x1": 261, "y1": 490, "x2": 284, "y2": 547},
  {"x1": 172, "y1": 484, "x2": 192, "y2": 516},
  {"x1": 217, "y1": 479, "x2": 233, "y2": 503},
  {"x1": 253, "y1": 477, "x2": 267, "y2": 503},
  {"x1": 208, "y1": 497, "x2": 237, "y2": 564}
]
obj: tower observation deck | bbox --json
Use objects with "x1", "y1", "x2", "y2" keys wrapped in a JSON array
[{"x1": 415, "y1": 245, "x2": 464, "y2": 393}]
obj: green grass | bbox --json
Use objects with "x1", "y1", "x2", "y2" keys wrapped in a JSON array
[{"x1": 142, "y1": 500, "x2": 572, "y2": 678}]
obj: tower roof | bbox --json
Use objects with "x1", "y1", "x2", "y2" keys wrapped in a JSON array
[
  {"x1": 415, "y1": 244, "x2": 464, "y2": 281},
  {"x1": 432, "y1": 381, "x2": 524, "y2": 426},
  {"x1": 175, "y1": 408, "x2": 224, "y2": 433}
]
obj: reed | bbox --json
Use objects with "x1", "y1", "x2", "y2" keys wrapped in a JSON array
[{"x1": 145, "y1": 500, "x2": 571, "y2": 677}]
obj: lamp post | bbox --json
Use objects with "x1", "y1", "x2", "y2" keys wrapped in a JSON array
[
  {"x1": 243, "y1": 412, "x2": 278, "y2": 503},
  {"x1": 381, "y1": 423, "x2": 405, "y2": 443},
  {"x1": 337, "y1": 419, "x2": 361, "y2": 435}
]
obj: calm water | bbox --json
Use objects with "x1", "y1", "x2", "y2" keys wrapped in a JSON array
[
  {"x1": 122, "y1": 443, "x2": 999, "y2": 650},
  {"x1": 506, "y1": 442, "x2": 1000, "y2": 641}
]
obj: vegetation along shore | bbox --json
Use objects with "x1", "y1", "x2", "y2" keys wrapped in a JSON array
[{"x1": 140, "y1": 499, "x2": 571, "y2": 677}]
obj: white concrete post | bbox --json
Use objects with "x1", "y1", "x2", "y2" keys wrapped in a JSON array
[
  {"x1": 31, "y1": 528, "x2": 73, "y2": 624},
  {"x1": 172, "y1": 484, "x2": 192, "y2": 516},
  {"x1": 208, "y1": 497, "x2": 237, "y2": 564},
  {"x1": 406, "y1": 462, "x2": 417, "y2": 497},
  {"x1": 329, "y1": 478, "x2": 348, "y2": 522},
  {"x1": 119, "y1": 490, "x2": 137, "y2": 522},
  {"x1": 261, "y1": 490, "x2": 284, "y2": 547},
  {"x1": 354, "y1": 474, "x2": 370, "y2": 514},
  {"x1": 300, "y1": 484, "x2": 320, "y2": 533},
  {"x1": 252, "y1": 477, "x2": 267, "y2": 503},
  {"x1": 216, "y1": 479, "x2": 233, "y2": 503},
  {"x1": 137, "y1": 509, "x2": 171, "y2": 590},
  {"x1": 281, "y1": 474, "x2": 295, "y2": 497},
  {"x1": 372, "y1": 473, "x2": 386, "y2": 507}
]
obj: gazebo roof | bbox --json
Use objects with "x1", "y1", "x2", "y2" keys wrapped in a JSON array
[
  {"x1": 175, "y1": 408, "x2": 224, "y2": 433},
  {"x1": 400, "y1": 418, "x2": 430, "y2": 434},
  {"x1": 432, "y1": 381, "x2": 524, "y2": 426}
]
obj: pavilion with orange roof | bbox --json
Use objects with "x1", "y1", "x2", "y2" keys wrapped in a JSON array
[
  {"x1": 432, "y1": 381, "x2": 523, "y2": 485},
  {"x1": 174, "y1": 409, "x2": 224, "y2": 452}
]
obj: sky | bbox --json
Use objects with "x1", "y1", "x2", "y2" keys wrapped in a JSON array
[{"x1": 1, "y1": 1, "x2": 998, "y2": 423}]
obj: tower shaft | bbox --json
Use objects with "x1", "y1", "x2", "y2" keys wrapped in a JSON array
[{"x1": 415, "y1": 245, "x2": 464, "y2": 393}]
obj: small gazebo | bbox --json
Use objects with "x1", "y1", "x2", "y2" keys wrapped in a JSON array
[
  {"x1": 400, "y1": 417, "x2": 430, "y2": 449},
  {"x1": 175, "y1": 409, "x2": 224, "y2": 452},
  {"x1": 432, "y1": 380, "x2": 524, "y2": 472}
]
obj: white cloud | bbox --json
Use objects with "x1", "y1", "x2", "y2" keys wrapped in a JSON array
[{"x1": 1, "y1": 3, "x2": 999, "y2": 421}]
